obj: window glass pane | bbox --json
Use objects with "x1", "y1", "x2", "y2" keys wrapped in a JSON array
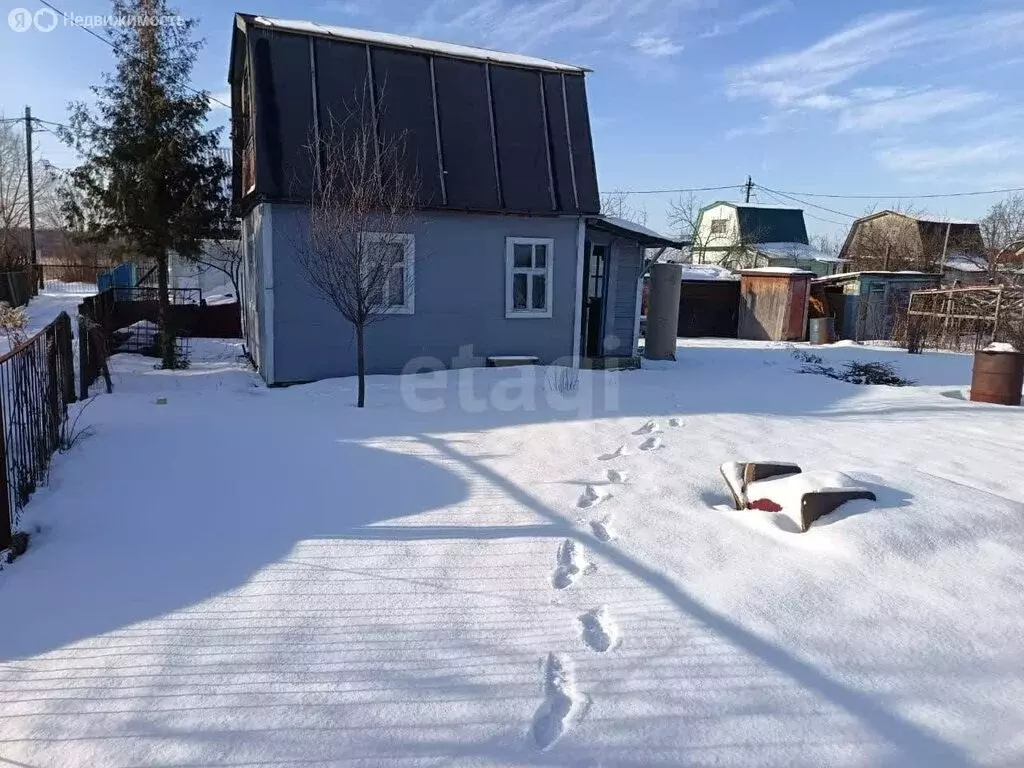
[
  {"x1": 514, "y1": 244, "x2": 532, "y2": 268},
  {"x1": 534, "y1": 244, "x2": 547, "y2": 268},
  {"x1": 513, "y1": 273, "x2": 528, "y2": 309},
  {"x1": 532, "y1": 275, "x2": 546, "y2": 310},
  {"x1": 389, "y1": 265, "x2": 405, "y2": 306}
]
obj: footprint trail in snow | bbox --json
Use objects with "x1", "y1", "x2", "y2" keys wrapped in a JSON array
[
  {"x1": 531, "y1": 653, "x2": 581, "y2": 749},
  {"x1": 552, "y1": 539, "x2": 594, "y2": 589},
  {"x1": 579, "y1": 606, "x2": 620, "y2": 652}
]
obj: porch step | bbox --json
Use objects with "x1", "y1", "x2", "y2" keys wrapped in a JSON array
[{"x1": 486, "y1": 355, "x2": 539, "y2": 367}]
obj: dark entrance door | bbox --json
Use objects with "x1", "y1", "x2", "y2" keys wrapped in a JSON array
[{"x1": 580, "y1": 243, "x2": 607, "y2": 358}]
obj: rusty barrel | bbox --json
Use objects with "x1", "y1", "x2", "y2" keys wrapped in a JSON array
[{"x1": 970, "y1": 350, "x2": 1024, "y2": 406}]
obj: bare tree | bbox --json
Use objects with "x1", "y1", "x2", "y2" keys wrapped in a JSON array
[
  {"x1": 293, "y1": 91, "x2": 419, "y2": 407},
  {"x1": 668, "y1": 194, "x2": 767, "y2": 270},
  {"x1": 601, "y1": 190, "x2": 647, "y2": 225},
  {"x1": 188, "y1": 238, "x2": 242, "y2": 300},
  {"x1": 980, "y1": 194, "x2": 1024, "y2": 280}
]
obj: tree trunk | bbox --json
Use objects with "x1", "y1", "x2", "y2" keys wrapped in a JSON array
[
  {"x1": 356, "y1": 320, "x2": 366, "y2": 408},
  {"x1": 156, "y1": 250, "x2": 175, "y2": 369}
]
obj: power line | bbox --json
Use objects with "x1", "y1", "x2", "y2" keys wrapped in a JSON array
[
  {"x1": 35, "y1": 0, "x2": 231, "y2": 110},
  {"x1": 757, "y1": 185, "x2": 858, "y2": 219},
  {"x1": 756, "y1": 188, "x2": 848, "y2": 227},
  {"x1": 762, "y1": 185, "x2": 1024, "y2": 200},
  {"x1": 605, "y1": 184, "x2": 741, "y2": 196}
]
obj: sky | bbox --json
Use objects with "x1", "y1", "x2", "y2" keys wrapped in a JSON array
[{"x1": 2, "y1": 0, "x2": 1023, "y2": 238}]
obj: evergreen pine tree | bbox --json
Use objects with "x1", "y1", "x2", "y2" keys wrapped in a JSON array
[{"x1": 61, "y1": 0, "x2": 229, "y2": 368}]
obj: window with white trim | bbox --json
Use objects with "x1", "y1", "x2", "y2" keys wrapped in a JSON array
[
  {"x1": 365, "y1": 232, "x2": 415, "y2": 315},
  {"x1": 506, "y1": 237, "x2": 553, "y2": 318},
  {"x1": 709, "y1": 219, "x2": 728, "y2": 235}
]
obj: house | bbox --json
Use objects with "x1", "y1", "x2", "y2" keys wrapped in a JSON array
[
  {"x1": 691, "y1": 202, "x2": 843, "y2": 276},
  {"x1": 811, "y1": 271, "x2": 941, "y2": 341},
  {"x1": 228, "y1": 14, "x2": 681, "y2": 384},
  {"x1": 840, "y1": 211, "x2": 988, "y2": 283}
]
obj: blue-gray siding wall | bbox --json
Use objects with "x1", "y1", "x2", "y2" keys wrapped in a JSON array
[{"x1": 268, "y1": 205, "x2": 583, "y2": 383}]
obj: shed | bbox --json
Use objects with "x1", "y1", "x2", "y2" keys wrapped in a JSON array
[
  {"x1": 737, "y1": 268, "x2": 813, "y2": 341},
  {"x1": 812, "y1": 271, "x2": 941, "y2": 341},
  {"x1": 678, "y1": 266, "x2": 739, "y2": 338}
]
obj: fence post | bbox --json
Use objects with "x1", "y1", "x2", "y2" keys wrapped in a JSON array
[
  {"x1": 58, "y1": 313, "x2": 76, "y2": 405},
  {"x1": 0, "y1": 385, "x2": 11, "y2": 552},
  {"x1": 45, "y1": 327, "x2": 60, "y2": 450},
  {"x1": 78, "y1": 315, "x2": 90, "y2": 401}
]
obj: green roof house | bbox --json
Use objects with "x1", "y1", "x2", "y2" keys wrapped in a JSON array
[{"x1": 692, "y1": 202, "x2": 842, "y2": 277}]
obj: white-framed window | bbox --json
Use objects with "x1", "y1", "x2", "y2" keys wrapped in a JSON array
[
  {"x1": 505, "y1": 237, "x2": 553, "y2": 318},
  {"x1": 709, "y1": 218, "x2": 728, "y2": 235},
  {"x1": 364, "y1": 232, "x2": 415, "y2": 315}
]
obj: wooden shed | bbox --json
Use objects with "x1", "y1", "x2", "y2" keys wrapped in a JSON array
[
  {"x1": 812, "y1": 271, "x2": 942, "y2": 341},
  {"x1": 737, "y1": 268, "x2": 813, "y2": 341}
]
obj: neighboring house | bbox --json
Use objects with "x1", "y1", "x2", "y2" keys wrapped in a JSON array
[
  {"x1": 840, "y1": 211, "x2": 988, "y2": 282},
  {"x1": 691, "y1": 202, "x2": 842, "y2": 276},
  {"x1": 229, "y1": 14, "x2": 680, "y2": 384}
]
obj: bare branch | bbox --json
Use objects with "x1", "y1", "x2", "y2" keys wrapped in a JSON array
[{"x1": 290, "y1": 82, "x2": 420, "y2": 406}]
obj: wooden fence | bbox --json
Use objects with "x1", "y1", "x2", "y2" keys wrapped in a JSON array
[
  {"x1": 0, "y1": 312, "x2": 76, "y2": 551},
  {"x1": 905, "y1": 285, "x2": 1024, "y2": 352}
]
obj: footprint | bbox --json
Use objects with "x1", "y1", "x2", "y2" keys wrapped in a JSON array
[
  {"x1": 531, "y1": 653, "x2": 580, "y2": 749},
  {"x1": 668, "y1": 417, "x2": 682, "y2": 427},
  {"x1": 633, "y1": 420, "x2": 661, "y2": 436},
  {"x1": 579, "y1": 606, "x2": 620, "y2": 653},
  {"x1": 578, "y1": 484, "x2": 610, "y2": 508},
  {"x1": 638, "y1": 436, "x2": 663, "y2": 452},
  {"x1": 606, "y1": 469, "x2": 627, "y2": 485},
  {"x1": 590, "y1": 515, "x2": 617, "y2": 542},
  {"x1": 598, "y1": 445, "x2": 628, "y2": 461},
  {"x1": 552, "y1": 539, "x2": 594, "y2": 589}
]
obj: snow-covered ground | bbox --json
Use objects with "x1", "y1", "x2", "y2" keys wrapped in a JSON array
[
  {"x1": 0, "y1": 281, "x2": 97, "y2": 355},
  {"x1": 2, "y1": 338, "x2": 1023, "y2": 767}
]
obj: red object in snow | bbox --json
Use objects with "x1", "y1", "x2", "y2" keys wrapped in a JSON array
[{"x1": 748, "y1": 498, "x2": 782, "y2": 512}]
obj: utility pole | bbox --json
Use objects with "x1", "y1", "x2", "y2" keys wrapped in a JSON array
[
  {"x1": 24, "y1": 106, "x2": 39, "y2": 286},
  {"x1": 744, "y1": 175, "x2": 753, "y2": 203}
]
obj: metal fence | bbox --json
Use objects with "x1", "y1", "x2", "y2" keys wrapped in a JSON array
[{"x1": 0, "y1": 312, "x2": 76, "y2": 550}]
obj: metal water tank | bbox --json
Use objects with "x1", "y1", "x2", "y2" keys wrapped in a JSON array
[{"x1": 970, "y1": 348, "x2": 1024, "y2": 406}]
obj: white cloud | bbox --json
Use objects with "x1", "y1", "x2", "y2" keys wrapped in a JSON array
[
  {"x1": 726, "y1": 8, "x2": 1024, "y2": 139},
  {"x1": 837, "y1": 88, "x2": 990, "y2": 132},
  {"x1": 633, "y1": 34, "x2": 683, "y2": 57},
  {"x1": 700, "y1": 0, "x2": 791, "y2": 39},
  {"x1": 413, "y1": 0, "x2": 697, "y2": 62},
  {"x1": 876, "y1": 140, "x2": 1021, "y2": 173},
  {"x1": 318, "y1": 0, "x2": 365, "y2": 14}
]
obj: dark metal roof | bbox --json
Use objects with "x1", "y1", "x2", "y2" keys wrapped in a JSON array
[
  {"x1": 231, "y1": 14, "x2": 600, "y2": 216},
  {"x1": 586, "y1": 216, "x2": 685, "y2": 248},
  {"x1": 700, "y1": 201, "x2": 809, "y2": 245}
]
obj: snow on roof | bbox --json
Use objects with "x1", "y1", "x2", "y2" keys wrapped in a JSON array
[
  {"x1": 711, "y1": 201, "x2": 802, "y2": 211},
  {"x1": 250, "y1": 16, "x2": 588, "y2": 73},
  {"x1": 753, "y1": 242, "x2": 843, "y2": 263},
  {"x1": 679, "y1": 264, "x2": 738, "y2": 281},
  {"x1": 740, "y1": 266, "x2": 814, "y2": 275},
  {"x1": 599, "y1": 216, "x2": 676, "y2": 242}
]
